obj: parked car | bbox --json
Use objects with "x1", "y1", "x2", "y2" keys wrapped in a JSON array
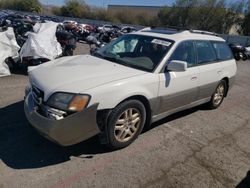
[
  {"x1": 98, "y1": 24, "x2": 113, "y2": 32},
  {"x1": 24, "y1": 28, "x2": 237, "y2": 149},
  {"x1": 56, "y1": 30, "x2": 77, "y2": 56},
  {"x1": 120, "y1": 26, "x2": 136, "y2": 34},
  {"x1": 229, "y1": 43, "x2": 248, "y2": 61},
  {"x1": 244, "y1": 46, "x2": 250, "y2": 59}
]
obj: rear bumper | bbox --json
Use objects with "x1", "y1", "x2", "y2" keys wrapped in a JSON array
[{"x1": 24, "y1": 92, "x2": 100, "y2": 146}]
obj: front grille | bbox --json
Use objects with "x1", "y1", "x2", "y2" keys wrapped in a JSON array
[{"x1": 31, "y1": 85, "x2": 44, "y2": 106}]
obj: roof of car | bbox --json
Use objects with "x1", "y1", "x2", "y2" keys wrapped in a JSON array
[{"x1": 135, "y1": 28, "x2": 225, "y2": 43}]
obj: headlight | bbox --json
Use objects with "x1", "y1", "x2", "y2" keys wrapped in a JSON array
[{"x1": 47, "y1": 92, "x2": 90, "y2": 112}]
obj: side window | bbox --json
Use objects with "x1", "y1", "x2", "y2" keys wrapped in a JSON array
[
  {"x1": 196, "y1": 41, "x2": 217, "y2": 64},
  {"x1": 169, "y1": 41, "x2": 196, "y2": 67},
  {"x1": 212, "y1": 41, "x2": 234, "y2": 60}
]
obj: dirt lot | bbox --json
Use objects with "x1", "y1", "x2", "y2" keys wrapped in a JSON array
[{"x1": 0, "y1": 43, "x2": 250, "y2": 188}]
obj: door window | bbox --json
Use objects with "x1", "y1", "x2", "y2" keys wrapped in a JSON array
[
  {"x1": 169, "y1": 41, "x2": 196, "y2": 67},
  {"x1": 196, "y1": 41, "x2": 217, "y2": 64}
]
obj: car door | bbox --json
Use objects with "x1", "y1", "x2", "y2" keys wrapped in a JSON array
[
  {"x1": 195, "y1": 41, "x2": 223, "y2": 100},
  {"x1": 157, "y1": 41, "x2": 199, "y2": 115}
]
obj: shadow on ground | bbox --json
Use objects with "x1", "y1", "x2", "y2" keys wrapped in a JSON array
[
  {"x1": 149, "y1": 103, "x2": 210, "y2": 130},
  {"x1": 0, "y1": 101, "x2": 108, "y2": 169},
  {"x1": 236, "y1": 171, "x2": 250, "y2": 188},
  {"x1": 0, "y1": 100, "x2": 209, "y2": 169}
]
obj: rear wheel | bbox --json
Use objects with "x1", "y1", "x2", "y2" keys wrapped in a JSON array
[
  {"x1": 242, "y1": 53, "x2": 248, "y2": 61},
  {"x1": 106, "y1": 100, "x2": 146, "y2": 149},
  {"x1": 208, "y1": 80, "x2": 227, "y2": 109}
]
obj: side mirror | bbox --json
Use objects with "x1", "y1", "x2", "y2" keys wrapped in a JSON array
[{"x1": 167, "y1": 60, "x2": 187, "y2": 72}]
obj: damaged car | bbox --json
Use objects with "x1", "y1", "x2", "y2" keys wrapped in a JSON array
[
  {"x1": 20, "y1": 21, "x2": 62, "y2": 65},
  {"x1": 0, "y1": 27, "x2": 20, "y2": 77},
  {"x1": 24, "y1": 28, "x2": 237, "y2": 149}
]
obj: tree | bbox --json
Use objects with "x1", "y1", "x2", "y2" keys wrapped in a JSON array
[
  {"x1": 0, "y1": 0, "x2": 42, "y2": 13},
  {"x1": 158, "y1": 0, "x2": 244, "y2": 33},
  {"x1": 242, "y1": 14, "x2": 250, "y2": 35},
  {"x1": 242, "y1": 0, "x2": 250, "y2": 35},
  {"x1": 60, "y1": 0, "x2": 90, "y2": 18},
  {"x1": 52, "y1": 6, "x2": 62, "y2": 16}
]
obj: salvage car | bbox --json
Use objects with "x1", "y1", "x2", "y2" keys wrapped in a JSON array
[{"x1": 24, "y1": 28, "x2": 237, "y2": 149}]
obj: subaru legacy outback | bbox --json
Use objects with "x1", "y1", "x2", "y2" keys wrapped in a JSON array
[{"x1": 24, "y1": 28, "x2": 237, "y2": 149}]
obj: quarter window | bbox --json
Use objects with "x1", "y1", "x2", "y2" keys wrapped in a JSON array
[
  {"x1": 212, "y1": 41, "x2": 234, "y2": 60},
  {"x1": 196, "y1": 41, "x2": 217, "y2": 64},
  {"x1": 169, "y1": 41, "x2": 196, "y2": 67}
]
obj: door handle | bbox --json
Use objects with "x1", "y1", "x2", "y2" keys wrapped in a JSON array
[
  {"x1": 217, "y1": 70, "x2": 222, "y2": 74},
  {"x1": 191, "y1": 76, "x2": 198, "y2": 80}
]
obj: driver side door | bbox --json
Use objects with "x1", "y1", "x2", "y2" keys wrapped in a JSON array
[{"x1": 157, "y1": 41, "x2": 199, "y2": 114}]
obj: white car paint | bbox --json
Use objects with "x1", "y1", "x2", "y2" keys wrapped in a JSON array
[
  {"x1": 27, "y1": 29, "x2": 237, "y2": 116},
  {"x1": 28, "y1": 55, "x2": 147, "y2": 102},
  {"x1": 24, "y1": 28, "x2": 238, "y2": 148}
]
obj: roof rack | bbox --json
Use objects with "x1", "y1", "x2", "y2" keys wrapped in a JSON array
[
  {"x1": 188, "y1": 29, "x2": 218, "y2": 36},
  {"x1": 151, "y1": 26, "x2": 190, "y2": 31},
  {"x1": 140, "y1": 26, "x2": 218, "y2": 37}
]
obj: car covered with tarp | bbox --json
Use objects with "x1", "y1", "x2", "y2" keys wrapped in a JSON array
[
  {"x1": 20, "y1": 21, "x2": 62, "y2": 62},
  {"x1": 0, "y1": 27, "x2": 20, "y2": 77}
]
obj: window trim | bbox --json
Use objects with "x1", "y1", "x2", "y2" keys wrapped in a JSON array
[
  {"x1": 98, "y1": 34, "x2": 175, "y2": 73},
  {"x1": 160, "y1": 39, "x2": 234, "y2": 73},
  {"x1": 161, "y1": 40, "x2": 197, "y2": 73}
]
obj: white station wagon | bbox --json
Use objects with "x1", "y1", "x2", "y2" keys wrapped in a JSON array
[{"x1": 24, "y1": 28, "x2": 237, "y2": 149}]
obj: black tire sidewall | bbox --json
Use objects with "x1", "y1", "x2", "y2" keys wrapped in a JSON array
[
  {"x1": 243, "y1": 54, "x2": 248, "y2": 61},
  {"x1": 107, "y1": 100, "x2": 146, "y2": 149}
]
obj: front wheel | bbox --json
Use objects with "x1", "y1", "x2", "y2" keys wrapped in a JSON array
[
  {"x1": 208, "y1": 80, "x2": 227, "y2": 109},
  {"x1": 106, "y1": 100, "x2": 146, "y2": 150}
]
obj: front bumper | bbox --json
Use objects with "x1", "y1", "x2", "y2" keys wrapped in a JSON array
[{"x1": 24, "y1": 92, "x2": 100, "y2": 146}]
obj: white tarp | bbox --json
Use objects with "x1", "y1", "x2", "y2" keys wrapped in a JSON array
[
  {"x1": 0, "y1": 27, "x2": 20, "y2": 77},
  {"x1": 20, "y1": 22, "x2": 62, "y2": 60}
]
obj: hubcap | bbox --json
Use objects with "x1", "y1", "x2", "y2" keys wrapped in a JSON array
[
  {"x1": 114, "y1": 108, "x2": 141, "y2": 142},
  {"x1": 213, "y1": 84, "x2": 225, "y2": 106}
]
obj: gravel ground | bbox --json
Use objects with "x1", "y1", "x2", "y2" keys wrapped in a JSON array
[{"x1": 0, "y1": 45, "x2": 250, "y2": 188}]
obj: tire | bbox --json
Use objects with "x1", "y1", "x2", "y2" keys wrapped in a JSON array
[
  {"x1": 234, "y1": 53, "x2": 240, "y2": 61},
  {"x1": 63, "y1": 46, "x2": 74, "y2": 56},
  {"x1": 242, "y1": 54, "x2": 248, "y2": 61},
  {"x1": 106, "y1": 100, "x2": 146, "y2": 150},
  {"x1": 208, "y1": 80, "x2": 227, "y2": 109}
]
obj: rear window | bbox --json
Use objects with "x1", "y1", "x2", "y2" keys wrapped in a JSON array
[
  {"x1": 196, "y1": 41, "x2": 217, "y2": 64},
  {"x1": 212, "y1": 41, "x2": 234, "y2": 61}
]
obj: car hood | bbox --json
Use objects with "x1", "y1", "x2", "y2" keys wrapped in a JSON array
[{"x1": 29, "y1": 55, "x2": 146, "y2": 101}]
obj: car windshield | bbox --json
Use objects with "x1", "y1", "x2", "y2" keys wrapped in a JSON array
[{"x1": 93, "y1": 34, "x2": 173, "y2": 72}]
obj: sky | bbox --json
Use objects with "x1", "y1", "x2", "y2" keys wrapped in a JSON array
[{"x1": 40, "y1": 0, "x2": 174, "y2": 7}]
